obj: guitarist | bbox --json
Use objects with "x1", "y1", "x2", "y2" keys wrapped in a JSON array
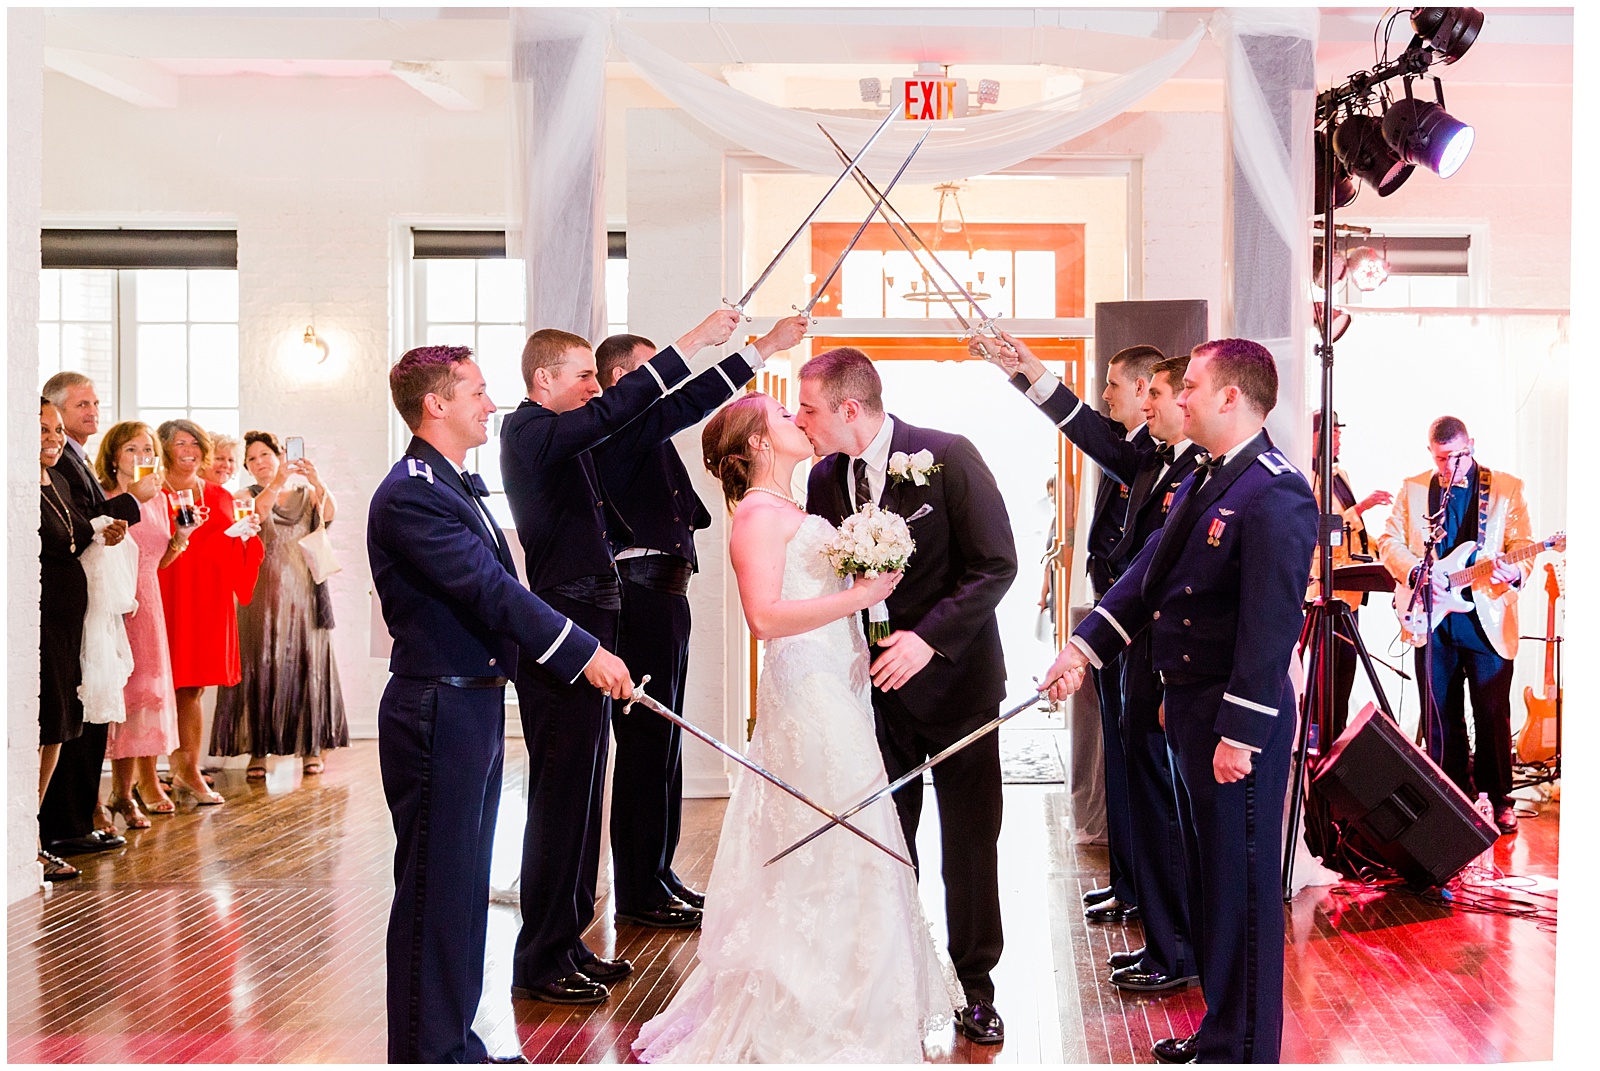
[{"x1": 1377, "y1": 416, "x2": 1533, "y2": 834}]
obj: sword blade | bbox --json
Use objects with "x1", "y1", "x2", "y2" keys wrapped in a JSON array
[
  {"x1": 626, "y1": 689, "x2": 913, "y2": 868},
  {"x1": 731, "y1": 110, "x2": 899, "y2": 312},
  {"x1": 816, "y1": 124, "x2": 998, "y2": 332},
  {"x1": 764, "y1": 690, "x2": 1044, "y2": 867},
  {"x1": 823, "y1": 132, "x2": 976, "y2": 335},
  {"x1": 800, "y1": 125, "x2": 932, "y2": 318}
]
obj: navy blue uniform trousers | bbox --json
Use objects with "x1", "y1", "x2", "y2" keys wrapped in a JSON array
[
  {"x1": 610, "y1": 577, "x2": 691, "y2": 913},
  {"x1": 512, "y1": 594, "x2": 617, "y2": 988},
  {"x1": 1091, "y1": 651, "x2": 1138, "y2": 905},
  {"x1": 379, "y1": 676, "x2": 505, "y2": 1064},
  {"x1": 1164, "y1": 676, "x2": 1293, "y2": 1064}
]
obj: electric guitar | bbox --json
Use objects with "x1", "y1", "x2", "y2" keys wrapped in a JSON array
[
  {"x1": 1395, "y1": 531, "x2": 1565, "y2": 646},
  {"x1": 1516, "y1": 563, "x2": 1563, "y2": 765}
]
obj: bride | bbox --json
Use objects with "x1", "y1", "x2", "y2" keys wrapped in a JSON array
[{"x1": 633, "y1": 392, "x2": 962, "y2": 1063}]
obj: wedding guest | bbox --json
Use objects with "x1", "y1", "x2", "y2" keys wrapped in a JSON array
[
  {"x1": 96, "y1": 421, "x2": 184, "y2": 826},
  {"x1": 204, "y1": 432, "x2": 241, "y2": 490},
  {"x1": 38, "y1": 399, "x2": 94, "y2": 881},
  {"x1": 156, "y1": 419, "x2": 264, "y2": 806},
  {"x1": 213, "y1": 431, "x2": 349, "y2": 778},
  {"x1": 39, "y1": 372, "x2": 146, "y2": 860}
]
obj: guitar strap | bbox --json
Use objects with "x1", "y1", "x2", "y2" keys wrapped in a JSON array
[{"x1": 1475, "y1": 464, "x2": 1492, "y2": 553}]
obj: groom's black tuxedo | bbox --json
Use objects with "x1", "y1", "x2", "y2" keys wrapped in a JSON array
[
  {"x1": 807, "y1": 415, "x2": 1017, "y2": 1005},
  {"x1": 807, "y1": 417, "x2": 1017, "y2": 726}
]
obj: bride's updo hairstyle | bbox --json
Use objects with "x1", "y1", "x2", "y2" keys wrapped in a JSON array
[{"x1": 702, "y1": 393, "x2": 773, "y2": 510}]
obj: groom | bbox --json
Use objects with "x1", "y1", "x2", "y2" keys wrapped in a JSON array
[{"x1": 796, "y1": 347, "x2": 1018, "y2": 1044}]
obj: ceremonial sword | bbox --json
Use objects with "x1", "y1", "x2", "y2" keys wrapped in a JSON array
[
  {"x1": 797, "y1": 125, "x2": 932, "y2": 321},
  {"x1": 817, "y1": 125, "x2": 1002, "y2": 356},
  {"x1": 622, "y1": 675, "x2": 913, "y2": 868},
  {"x1": 764, "y1": 686, "x2": 1047, "y2": 867},
  {"x1": 725, "y1": 110, "x2": 899, "y2": 318}
]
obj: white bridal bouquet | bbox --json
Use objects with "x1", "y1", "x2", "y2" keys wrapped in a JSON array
[{"x1": 823, "y1": 502, "x2": 915, "y2": 644}]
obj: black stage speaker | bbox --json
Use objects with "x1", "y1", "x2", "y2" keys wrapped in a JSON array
[
  {"x1": 1092, "y1": 300, "x2": 1209, "y2": 388},
  {"x1": 1311, "y1": 703, "x2": 1499, "y2": 887}
]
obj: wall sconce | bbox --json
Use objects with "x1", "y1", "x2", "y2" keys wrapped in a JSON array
[{"x1": 301, "y1": 325, "x2": 330, "y2": 364}]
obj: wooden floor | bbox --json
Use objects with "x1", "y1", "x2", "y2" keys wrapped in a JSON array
[{"x1": 9, "y1": 738, "x2": 1557, "y2": 1063}]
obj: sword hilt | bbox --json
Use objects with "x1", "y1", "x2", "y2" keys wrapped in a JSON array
[
  {"x1": 622, "y1": 674, "x2": 654, "y2": 715},
  {"x1": 722, "y1": 297, "x2": 750, "y2": 323}
]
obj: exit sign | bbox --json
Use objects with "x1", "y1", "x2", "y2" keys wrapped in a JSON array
[{"x1": 892, "y1": 77, "x2": 968, "y2": 120}]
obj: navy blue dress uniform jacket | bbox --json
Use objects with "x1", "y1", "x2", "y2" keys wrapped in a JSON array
[
  {"x1": 500, "y1": 345, "x2": 692, "y2": 596},
  {"x1": 807, "y1": 417, "x2": 1018, "y2": 723},
  {"x1": 54, "y1": 443, "x2": 143, "y2": 526},
  {"x1": 1108, "y1": 443, "x2": 1207, "y2": 578},
  {"x1": 1009, "y1": 372, "x2": 1152, "y2": 595},
  {"x1": 368, "y1": 436, "x2": 599, "y2": 684},
  {"x1": 1074, "y1": 431, "x2": 1317, "y2": 751},
  {"x1": 592, "y1": 351, "x2": 758, "y2": 569}
]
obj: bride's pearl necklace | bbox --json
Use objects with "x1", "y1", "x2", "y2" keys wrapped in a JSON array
[{"x1": 743, "y1": 486, "x2": 800, "y2": 508}]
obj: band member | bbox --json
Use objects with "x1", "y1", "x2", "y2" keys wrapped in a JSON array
[
  {"x1": 987, "y1": 333, "x2": 1161, "y2": 923},
  {"x1": 369, "y1": 345, "x2": 628, "y2": 1062},
  {"x1": 500, "y1": 310, "x2": 738, "y2": 1005},
  {"x1": 1044, "y1": 338, "x2": 1317, "y2": 1064},
  {"x1": 1306, "y1": 410, "x2": 1391, "y2": 738},
  {"x1": 592, "y1": 316, "x2": 808, "y2": 928},
  {"x1": 1377, "y1": 416, "x2": 1532, "y2": 833}
]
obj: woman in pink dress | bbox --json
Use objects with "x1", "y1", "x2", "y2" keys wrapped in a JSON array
[{"x1": 95, "y1": 422, "x2": 186, "y2": 826}]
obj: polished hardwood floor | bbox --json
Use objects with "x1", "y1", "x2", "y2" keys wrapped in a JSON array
[{"x1": 9, "y1": 739, "x2": 1557, "y2": 1062}]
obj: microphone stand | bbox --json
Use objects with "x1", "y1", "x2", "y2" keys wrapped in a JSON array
[{"x1": 1405, "y1": 455, "x2": 1461, "y2": 758}]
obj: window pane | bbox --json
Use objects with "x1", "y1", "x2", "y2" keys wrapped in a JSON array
[
  {"x1": 189, "y1": 271, "x2": 239, "y2": 323},
  {"x1": 477, "y1": 325, "x2": 527, "y2": 406},
  {"x1": 60, "y1": 322, "x2": 116, "y2": 387},
  {"x1": 134, "y1": 270, "x2": 188, "y2": 321},
  {"x1": 189, "y1": 324, "x2": 239, "y2": 407},
  {"x1": 60, "y1": 269, "x2": 114, "y2": 320},
  {"x1": 137, "y1": 324, "x2": 188, "y2": 407},
  {"x1": 840, "y1": 250, "x2": 883, "y2": 318},
  {"x1": 605, "y1": 258, "x2": 628, "y2": 329},
  {"x1": 40, "y1": 270, "x2": 60, "y2": 320},
  {"x1": 38, "y1": 322, "x2": 61, "y2": 383},
  {"x1": 140, "y1": 408, "x2": 187, "y2": 431},
  {"x1": 1013, "y1": 251, "x2": 1055, "y2": 317},
  {"x1": 426, "y1": 323, "x2": 475, "y2": 348},
  {"x1": 425, "y1": 260, "x2": 476, "y2": 322},
  {"x1": 191, "y1": 409, "x2": 239, "y2": 440},
  {"x1": 477, "y1": 260, "x2": 524, "y2": 323}
]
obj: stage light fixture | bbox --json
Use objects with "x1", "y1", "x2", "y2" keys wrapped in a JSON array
[
  {"x1": 1311, "y1": 244, "x2": 1349, "y2": 291},
  {"x1": 1332, "y1": 114, "x2": 1413, "y2": 196},
  {"x1": 1411, "y1": 7, "x2": 1484, "y2": 64},
  {"x1": 1315, "y1": 130, "x2": 1358, "y2": 212},
  {"x1": 1345, "y1": 246, "x2": 1390, "y2": 291},
  {"x1": 1313, "y1": 301, "x2": 1352, "y2": 342},
  {"x1": 1382, "y1": 97, "x2": 1475, "y2": 178}
]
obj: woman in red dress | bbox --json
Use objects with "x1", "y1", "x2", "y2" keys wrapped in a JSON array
[{"x1": 156, "y1": 419, "x2": 263, "y2": 805}]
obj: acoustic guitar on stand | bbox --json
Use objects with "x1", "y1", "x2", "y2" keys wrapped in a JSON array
[
  {"x1": 1395, "y1": 531, "x2": 1565, "y2": 646},
  {"x1": 1516, "y1": 562, "x2": 1563, "y2": 765}
]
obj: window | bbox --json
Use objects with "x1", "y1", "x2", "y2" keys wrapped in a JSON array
[
  {"x1": 1336, "y1": 233, "x2": 1473, "y2": 308},
  {"x1": 407, "y1": 229, "x2": 628, "y2": 525}
]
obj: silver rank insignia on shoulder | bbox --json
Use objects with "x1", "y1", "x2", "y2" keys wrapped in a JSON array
[
  {"x1": 1257, "y1": 450, "x2": 1296, "y2": 476},
  {"x1": 1218, "y1": 508, "x2": 1235, "y2": 516},
  {"x1": 406, "y1": 458, "x2": 435, "y2": 484}
]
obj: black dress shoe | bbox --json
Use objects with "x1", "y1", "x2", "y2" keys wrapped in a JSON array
[
  {"x1": 957, "y1": 999, "x2": 1005, "y2": 1044},
  {"x1": 1081, "y1": 884, "x2": 1116, "y2": 906},
  {"x1": 1107, "y1": 947, "x2": 1146, "y2": 970},
  {"x1": 1084, "y1": 897, "x2": 1139, "y2": 923},
  {"x1": 481, "y1": 1054, "x2": 530, "y2": 1063},
  {"x1": 1109, "y1": 965, "x2": 1199, "y2": 992},
  {"x1": 1152, "y1": 1034, "x2": 1199, "y2": 1063},
  {"x1": 578, "y1": 957, "x2": 634, "y2": 984},
  {"x1": 615, "y1": 902, "x2": 702, "y2": 929},
  {"x1": 46, "y1": 829, "x2": 126, "y2": 855},
  {"x1": 511, "y1": 974, "x2": 609, "y2": 1005},
  {"x1": 670, "y1": 885, "x2": 706, "y2": 910},
  {"x1": 1494, "y1": 806, "x2": 1519, "y2": 834}
]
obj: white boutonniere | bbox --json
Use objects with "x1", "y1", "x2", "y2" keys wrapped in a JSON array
[{"x1": 887, "y1": 449, "x2": 941, "y2": 487}]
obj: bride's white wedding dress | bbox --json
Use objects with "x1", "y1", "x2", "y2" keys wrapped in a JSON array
[{"x1": 633, "y1": 514, "x2": 962, "y2": 1063}]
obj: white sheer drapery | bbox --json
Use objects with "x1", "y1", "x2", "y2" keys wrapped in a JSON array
[
  {"x1": 613, "y1": 21, "x2": 1206, "y2": 184},
  {"x1": 1214, "y1": 8, "x2": 1317, "y2": 467}
]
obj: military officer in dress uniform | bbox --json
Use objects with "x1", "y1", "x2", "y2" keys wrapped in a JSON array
[
  {"x1": 989, "y1": 333, "x2": 1161, "y2": 923},
  {"x1": 593, "y1": 316, "x2": 808, "y2": 928},
  {"x1": 369, "y1": 345, "x2": 633, "y2": 1063},
  {"x1": 1044, "y1": 338, "x2": 1317, "y2": 1064},
  {"x1": 500, "y1": 309, "x2": 742, "y2": 1005}
]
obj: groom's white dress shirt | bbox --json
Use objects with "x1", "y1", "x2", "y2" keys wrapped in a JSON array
[{"x1": 849, "y1": 415, "x2": 896, "y2": 510}]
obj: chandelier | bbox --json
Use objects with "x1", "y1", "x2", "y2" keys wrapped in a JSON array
[{"x1": 891, "y1": 183, "x2": 996, "y2": 305}]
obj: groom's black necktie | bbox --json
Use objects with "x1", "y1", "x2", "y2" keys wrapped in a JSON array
[{"x1": 853, "y1": 457, "x2": 872, "y2": 511}]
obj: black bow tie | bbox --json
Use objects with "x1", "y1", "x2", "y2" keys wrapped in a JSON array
[
  {"x1": 465, "y1": 472, "x2": 490, "y2": 497},
  {"x1": 1155, "y1": 443, "x2": 1176, "y2": 467}
]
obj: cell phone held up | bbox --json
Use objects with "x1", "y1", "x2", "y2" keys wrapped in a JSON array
[{"x1": 286, "y1": 436, "x2": 305, "y2": 463}]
